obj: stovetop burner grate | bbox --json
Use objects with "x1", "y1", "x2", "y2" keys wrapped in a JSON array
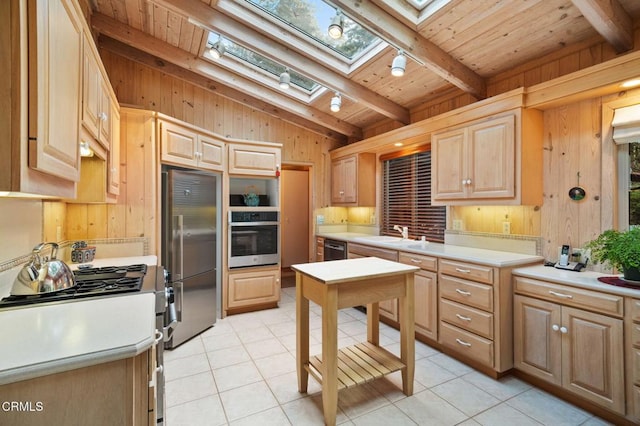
[{"x1": 0, "y1": 264, "x2": 147, "y2": 308}]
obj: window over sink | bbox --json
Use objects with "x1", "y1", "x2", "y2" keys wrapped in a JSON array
[
  {"x1": 620, "y1": 142, "x2": 640, "y2": 228},
  {"x1": 381, "y1": 148, "x2": 446, "y2": 242}
]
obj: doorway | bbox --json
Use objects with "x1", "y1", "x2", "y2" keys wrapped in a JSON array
[{"x1": 280, "y1": 167, "x2": 310, "y2": 287}]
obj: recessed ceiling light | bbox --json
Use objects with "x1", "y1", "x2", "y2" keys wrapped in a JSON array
[
  {"x1": 394, "y1": 142, "x2": 403, "y2": 147},
  {"x1": 621, "y1": 79, "x2": 640, "y2": 88}
]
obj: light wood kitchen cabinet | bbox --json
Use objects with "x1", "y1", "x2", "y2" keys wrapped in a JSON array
[
  {"x1": 107, "y1": 104, "x2": 120, "y2": 196},
  {"x1": 228, "y1": 143, "x2": 281, "y2": 176},
  {"x1": 0, "y1": 349, "x2": 153, "y2": 426},
  {"x1": 331, "y1": 153, "x2": 376, "y2": 206},
  {"x1": 628, "y1": 298, "x2": 640, "y2": 422},
  {"x1": 28, "y1": 0, "x2": 83, "y2": 184},
  {"x1": 347, "y1": 242, "x2": 399, "y2": 322},
  {"x1": 315, "y1": 236, "x2": 324, "y2": 262},
  {"x1": 431, "y1": 109, "x2": 543, "y2": 205},
  {"x1": 81, "y1": 31, "x2": 113, "y2": 150},
  {"x1": 227, "y1": 266, "x2": 281, "y2": 311},
  {"x1": 399, "y1": 251, "x2": 438, "y2": 341},
  {"x1": 513, "y1": 277, "x2": 625, "y2": 415},
  {"x1": 159, "y1": 118, "x2": 225, "y2": 172},
  {"x1": 438, "y1": 258, "x2": 524, "y2": 376}
]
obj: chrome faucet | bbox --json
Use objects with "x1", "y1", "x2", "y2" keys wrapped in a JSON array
[{"x1": 393, "y1": 225, "x2": 409, "y2": 239}]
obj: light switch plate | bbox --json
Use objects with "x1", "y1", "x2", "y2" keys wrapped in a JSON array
[
  {"x1": 316, "y1": 215, "x2": 324, "y2": 225},
  {"x1": 502, "y1": 222, "x2": 511, "y2": 234},
  {"x1": 452, "y1": 220, "x2": 463, "y2": 231}
]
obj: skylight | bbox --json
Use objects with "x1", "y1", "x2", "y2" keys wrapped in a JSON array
[
  {"x1": 244, "y1": 0, "x2": 380, "y2": 62},
  {"x1": 206, "y1": 33, "x2": 319, "y2": 92}
]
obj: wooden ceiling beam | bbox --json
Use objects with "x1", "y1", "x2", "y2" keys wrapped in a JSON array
[
  {"x1": 92, "y1": 14, "x2": 361, "y2": 140},
  {"x1": 331, "y1": 0, "x2": 486, "y2": 99},
  {"x1": 148, "y1": 0, "x2": 411, "y2": 124},
  {"x1": 570, "y1": 0, "x2": 633, "y2": 53}
]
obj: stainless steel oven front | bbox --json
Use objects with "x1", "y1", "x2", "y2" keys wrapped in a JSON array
[{"x1": 228, "y1": 211, "x2": 279, "y2": 268}]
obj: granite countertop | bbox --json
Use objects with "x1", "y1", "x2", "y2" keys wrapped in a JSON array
[
  {"x1": 0, "y1": 293, "x2": 156, "y2": 385},
  {"x1": 513, "y1": 264, "x2": 640, "y2": 298},
  {"x1": 0, "y1": 255, "x2": 160, "y2": 386},
  {"x1": 317, "y1": 232, "x2": 543, "y2": 268}
]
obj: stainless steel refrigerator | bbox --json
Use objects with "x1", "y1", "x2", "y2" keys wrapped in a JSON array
[{"x1": 162, "y1": 168, "x2": 218, "y2": 348}]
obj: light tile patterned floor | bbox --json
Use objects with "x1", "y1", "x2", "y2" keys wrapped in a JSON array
[{"x1": 164, "y1": 287, "x2": 611, "y2": 425}]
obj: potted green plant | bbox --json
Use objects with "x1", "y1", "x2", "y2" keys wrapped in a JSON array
[{"x1": 585, "y1": 227, "x2": 640, "y2": 281}]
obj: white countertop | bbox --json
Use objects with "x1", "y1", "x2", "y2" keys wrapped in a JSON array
[
  {"x1": 513, "y1": 265, "x2": 640, "y2": 298},
  {"x1": 318, "y1": 232, "x2": 543, "y2": 267},
  {"x1": 292, "y1": 257, "x2": 419, "y2": 284},
  {"x1": 0, "y1": 292, "x2": 156, "y2": 385}
]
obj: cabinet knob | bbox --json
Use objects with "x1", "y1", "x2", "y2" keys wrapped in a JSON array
[
  {"x1": 552, "y1": 324, "x2": 560, "y2": 331},
  {"x1": 560, "y1": 326, "x2": 568, "y2": 334},
  {"x1": 99, "y1": 112, "x2": 108, "y2": 121}
]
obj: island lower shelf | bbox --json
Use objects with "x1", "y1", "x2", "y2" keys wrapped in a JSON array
[{"x1": 305, "y1": 342, "x2": 406, "y2": 390}]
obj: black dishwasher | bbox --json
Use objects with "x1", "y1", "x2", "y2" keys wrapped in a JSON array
[{"x1": 324, "y1": 239, "x2": 347, "y2": 261}]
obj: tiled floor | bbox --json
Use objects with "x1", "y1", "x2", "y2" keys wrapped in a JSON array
[{"x1": 164, "y1": 287, "x2": 610, "y2": 425}]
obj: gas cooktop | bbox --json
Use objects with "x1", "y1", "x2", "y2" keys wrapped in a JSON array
[{"x1": 0, "y1": 264, "x2": 148, "y2": 309}]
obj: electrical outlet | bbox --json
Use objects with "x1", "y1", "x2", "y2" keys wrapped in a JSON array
[
  {"x1": 452, "y1": 220, "x2": 463, "y2": 231},
  {"x1": 502, "y1": 222, "x2": 511, "y2": 234},
  {"x1": 316, "y1": 215, "x2": 324, "y2": 225}
]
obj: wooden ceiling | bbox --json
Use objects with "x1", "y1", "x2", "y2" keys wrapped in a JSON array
[{"x1": 89, "y1": 0, "x2": 640, "y2": 141}]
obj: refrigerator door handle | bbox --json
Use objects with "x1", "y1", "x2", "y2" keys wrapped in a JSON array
[
  {"x1": 174, "y1": 215, "x2": 184, "y2": 281},
  {"x1": 174, "y1": 281, "x2": 184, "y2": 322}
]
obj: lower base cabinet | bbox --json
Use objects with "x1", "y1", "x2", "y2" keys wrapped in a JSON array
[
  {"x1": 0, "y1": 350, "x2": 153, "y2": 426},
  {"x1": 514, "y1": 278, "x2": 625, "y2": 415},
  {"x1": 227, "y1": 266, "x2": 280, "y2": 311}
]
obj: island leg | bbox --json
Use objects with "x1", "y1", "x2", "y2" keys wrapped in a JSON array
[
  {"x1": 296, "y1": 273, "x2": 309, "y2": 393},
  {"x1": 366, "y1": 302, "x2": 380, "y2": 346},
  {"x1": 399, "y1": 273, "x2": 415, "y2": 396},
  {"x1": 322, "y1": 285, "x2": 338, "y2": 426}
]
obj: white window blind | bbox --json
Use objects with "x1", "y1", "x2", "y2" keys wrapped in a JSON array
[{"x1": 381, "y1": 150, "x2": 446, "y2": 242}]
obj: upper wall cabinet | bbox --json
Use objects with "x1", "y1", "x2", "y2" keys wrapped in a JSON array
[
  {"x1": 431, "y1": 109, "x2": 543, "y2": 206},
  {"x1": 81, "y1": 32, "x2": 113, "y2": 150},
  {"x1": 228, "y1": 143, "x2": 281, "y2": 176},
  {"x1": 28, "y1": 0, "x2": 83, "y2": 184},
  {"x1": 331, "y1": 153, "x2": 376, "y2": 206},
  {"x1": 159, "y1": 117, "x2": 225, "y2": 172}
]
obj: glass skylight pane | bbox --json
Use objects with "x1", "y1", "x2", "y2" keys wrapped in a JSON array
[
  {"x1": 207, "y1": 33, "x2": 318, "y2": 91},
  {"x1": 245, "y1": 0, "x2": 379, "y2": 60}
]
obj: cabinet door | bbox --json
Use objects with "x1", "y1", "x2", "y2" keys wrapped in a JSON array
[
  {"x1": 107, "y1": 103, "x2": 120, "y2": 196},
  {"x1": 561, "y1": 306, "x2": 625, "y2": 414},
  {"x1": 331, "y1": 159, "x2": 345, "y2": 203},
  {"x1": 28, "y1": 0, "x2": 82, "y2": 182},
  {"x1": 341, "y1": 156, "x2": 358, "y2": 203},
  {"x1": 198, "y1": 134, "x2": 225, "y2": 171},
  {"x1": 432, "y1": 128, "x2": 466, "y2": 200},
  {"x1": 228, "y1": 144, "x2": 281, "y2": 176},
  {"x1": 467, "y1": 115, "x2": 514, "y2": 199},
  {"x1": 379, "y1": 299, "x2": 398, "y2": 322},
  {"x1": 514, "y1": 295, "x2": 562, "y2": 385},
  {"x1": 228, "y1": 269, "x2": 280, "y2": 309},
  {"x1": 159, "y1": 120, "x2": 198, "y2": 168},
  {"x1": 98, "y1": 81, "x2": 112, "y2": 149},
  {"x1": 81, "y1": 33, "x2": 102, "y2": 141},
  {"x1": 415, "y1": 269, "x2": 437, "y2": 341}
]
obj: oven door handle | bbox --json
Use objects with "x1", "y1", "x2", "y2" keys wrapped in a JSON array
[{"x1": 230, "y1": 221, "x2": 279, "y2": 226}]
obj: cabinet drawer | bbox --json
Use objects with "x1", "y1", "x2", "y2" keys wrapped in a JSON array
[
  {"x1": 399, "y1": 252, "x2": 437, "y2": 272},
  {"x1": 440, "y1": 259, "x2": 493, "y2": 284},
  {"x1": 513, "y1": 277, "x2": 623, "y2": 317},
  {"x1": 440, "y1": 299, "x2": 494, "y2": 339},
  {"x1": 631, "y1": 298, "x2": 640, "y2": 322},
  {"x1": 347, "y1": 243, "x2": 398, "y2": 261},
  {"x1": 440, "y1": 322, "x2": 494, "y2": 367},
  {"x1": 440, "y1": 275, "x2": 493, "y2": 311}
]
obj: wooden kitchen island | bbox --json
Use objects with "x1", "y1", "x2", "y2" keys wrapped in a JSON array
[{"x1": 292, "y1": 257, "x2": 419, "y2": 426}]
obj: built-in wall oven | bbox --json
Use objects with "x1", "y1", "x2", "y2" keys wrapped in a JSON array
[{"x1": 228, "y1": 211, "x2": 279, "y2": 268}]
